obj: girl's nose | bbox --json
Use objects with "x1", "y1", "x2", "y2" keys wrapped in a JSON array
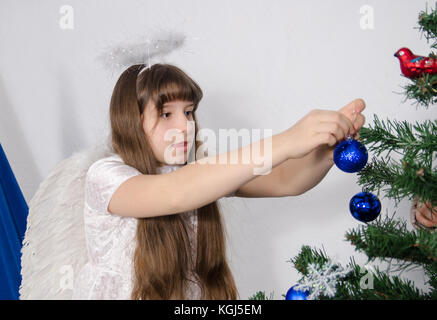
[
  {"x1": 173, "y1": 112, "x2": 190, "y2": 136},
  {"x1": 178, "y1": 113, "x2": 187, "y2": 126}
]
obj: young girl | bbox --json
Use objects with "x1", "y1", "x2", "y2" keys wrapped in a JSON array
[{"x1": 71, "y1": 63, "x2": 365, "y2": 300}]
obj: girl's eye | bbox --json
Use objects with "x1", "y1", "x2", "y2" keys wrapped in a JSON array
[{"x1": 161, "y1": 111, "x2": 193, "y2": 119}]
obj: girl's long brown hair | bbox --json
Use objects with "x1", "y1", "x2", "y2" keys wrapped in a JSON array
[{"x1": 109, "y1": 63, "x2": 239, "y2": 299}]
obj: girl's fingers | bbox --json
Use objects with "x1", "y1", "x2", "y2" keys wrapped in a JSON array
[
  {"x1": 419, "y1": 201, "x2": 437, "y2": 222},
  {"x1": 314, "y1": 131, "x2": 337, "y2": 147},
  {"x1": 316, "y1": 121, "x2": 346, "y2": 142},
  {"x1": 319, "y1": 110, "x2": 355, "y2": 138},
  {"x1": 416, "y1": 209, "x2": 437, "y2": 227},
  {"x1": 338, "y1": 98, "x2": 366, "y2": 121},
  {"x1": 337, "y1": 99, "x2": 366, "y2": 133},
  {"x1": 354, "y1": 114, "x2": 366, "y2": 132},
  {"x1": 416, "y1": 201, "x2": 437, "y2": 227},
  {"x1": 337, "y1": 113, "x2": 355, "y2": 137},
  {"x1": 341, "y1": 113, "x2": 356, "y2": 136}
]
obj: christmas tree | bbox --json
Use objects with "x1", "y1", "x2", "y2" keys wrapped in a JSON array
[{"x1": 249, "y1": 4, "x2": 437, "y2": 300}]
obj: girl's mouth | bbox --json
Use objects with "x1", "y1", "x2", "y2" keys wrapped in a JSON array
[{"x1": 172, "y1": 141, "x2": 188, "y2": 150}]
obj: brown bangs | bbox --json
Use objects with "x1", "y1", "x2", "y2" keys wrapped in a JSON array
[{"x1": 137, "y1": 64, "x2": 203, "y2": 115}]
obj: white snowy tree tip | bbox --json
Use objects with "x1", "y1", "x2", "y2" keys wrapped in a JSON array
[{"x1": 294, "y1": 259, "x2": 353, "y2": 300}]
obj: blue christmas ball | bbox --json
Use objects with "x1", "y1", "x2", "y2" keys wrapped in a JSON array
[
  {"x1": 285, "y1": 285, "x2": 309, "y2": 300},
  {"x1": 349, "y1": 191, "x2": 381, "y2": 223},
  {"x1": 334, "y1": 138, "x2": 368, "y2": 173}
]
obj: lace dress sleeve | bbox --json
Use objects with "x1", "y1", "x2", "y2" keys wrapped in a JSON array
[
  {"x1": 85, "y1": 156, "x2": 142, "y2": 214},
  {"x1": 72, "y1": 156, "x2": 142, "y2": 299}
]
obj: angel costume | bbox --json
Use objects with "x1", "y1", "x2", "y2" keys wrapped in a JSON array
[
  {"x1": 73, "y1": 153, "x2": 197, "y2": 299},
  {"x1": 19, "y1": 33, "x2": 240, "y2": 299},
  {"x1": 19, "y1": 144, "x2": 234, "y2": 300}
]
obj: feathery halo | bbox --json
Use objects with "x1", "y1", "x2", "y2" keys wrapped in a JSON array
[{"x1": 96, "y1": 30, "x2": 187, "y2": 76}]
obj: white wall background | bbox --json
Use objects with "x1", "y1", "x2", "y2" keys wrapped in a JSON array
[{"x1": 1, "y1": 0, "x2": 436, "y2": 299}]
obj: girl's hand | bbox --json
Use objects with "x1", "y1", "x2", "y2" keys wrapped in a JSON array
[
  {"x1": 322, "y1": 99, "x2": 366, "y2": 161},
  {"x1": 284, "y1": 99, "x2": 365, "y2": 159},
  {"x1": 415, "y1": 199, "x2": 437, "y2": 228},
  {"x1": 338, "y1": 98, "x2": 366, "y2": 140}
]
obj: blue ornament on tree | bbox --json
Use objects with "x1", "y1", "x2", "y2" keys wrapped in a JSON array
[
  {"x1": 349, "y1": 191, "x2": 381, "y2": 223},
  {"x1": 334, "y1": 137, "x2": 368, "y2": 173},
  {"x1": 285, "y1": 284, "x2": 310, "y2": 300}
]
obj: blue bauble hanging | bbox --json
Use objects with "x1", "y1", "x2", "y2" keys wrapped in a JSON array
[
  {"x1": 285, "y1": 285, "x2": 310, "y2": 300},
  {"x1": 349, "y1": 191, "x2": 381, "y2": 223},
  {"x1": 334, "y1": 137, "x2": 368, "y2": 173}
]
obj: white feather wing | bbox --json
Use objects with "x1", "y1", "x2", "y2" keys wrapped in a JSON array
[{"x1": 19, "y1": 144, "x2": 113, "y2": 299}]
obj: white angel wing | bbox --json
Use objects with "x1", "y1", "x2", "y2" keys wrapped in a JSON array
[{"x1": 19, "y1": 142, "x2": 113, "y2": 299}]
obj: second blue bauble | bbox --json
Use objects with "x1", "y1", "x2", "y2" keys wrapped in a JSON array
[
  {"x1": 334, "y1": 138, "x2": 368, "y2": 173},
  {"x1": 349, "y1": 191, "x2": 381, "y2": 223}
]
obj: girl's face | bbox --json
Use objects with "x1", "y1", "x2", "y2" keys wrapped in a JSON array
[{"x1": 142, "y1": 99, "x2": 195, "y2": 166}]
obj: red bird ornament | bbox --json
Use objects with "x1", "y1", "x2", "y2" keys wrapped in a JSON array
[{"x1": 394, "y1": 47, "x2": 437, "y2": 79}]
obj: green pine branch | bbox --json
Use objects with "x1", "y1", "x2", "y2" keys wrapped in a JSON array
[
  {"x1": 395, "y1": 3, "x2": 437, "y2": 108},
  {"x1": 401, "y1": 73, "x2": 437, "y2": 108},
  {"x1": 345, "y1": 214, "x2": 437, "y2": 276},
  {"x1": 251, "y1": 3, "x2": 437, "y2": 301},
  {"x1": 247, "y1": 290, "x2": 275, "y2": 300},
  {"x1": 356, "y1": 114, "x2": 437, "y2": 208},
  {"x1": 288, "y1": 245, "x2": 434, "y2": 299},
  {"x1": 357, "y1": 114, "x2": 437, "y2": 163},
  {"x1": 418, "y1": 2, "x2": 437, "y2": 50},
  {"x1": 332, "y1": 262, "x2": 428, "y2": 300},
  {"x1": 288, "y1": 245, "x2": 330, "y2": 276}
]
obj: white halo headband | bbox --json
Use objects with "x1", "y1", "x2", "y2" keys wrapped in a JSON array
[{"x1": 96, "y1": 30, "x2": 187, "y2": 77}]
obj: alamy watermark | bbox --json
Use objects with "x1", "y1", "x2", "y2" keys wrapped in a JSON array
[
  {"x1": 359, "y1": 5, "x2": 374, "y2": 30},
  {"x1": 59, "y1": 5, "x2": 74, "y2": 30},
  {"x1": 359, "y1": 264, "x2": 375, "y2": 290},
  {"x1": 163, "y1": 121, "x2": 273, "y2": 175},
  {"x1": 59, "y1": 264, "x2": 74, "y2": 291}
]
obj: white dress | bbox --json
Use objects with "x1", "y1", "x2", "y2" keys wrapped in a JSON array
[{"x1": 72, "y1": 153, "x2": 234, "y2": 300}]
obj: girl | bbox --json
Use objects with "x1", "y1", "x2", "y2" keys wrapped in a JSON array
[{"x1": 72, "y1": 63, "x2": 366, "y2": 300}]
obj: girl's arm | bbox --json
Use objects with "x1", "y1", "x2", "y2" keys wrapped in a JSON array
[
  {"x1": 109, "y1": 131, "x2": 291, "y2": 218},
  {"x1": 109, "y1": 100, "x2": 362, "y2": 218},
  {"x1": 232, "y1": 100, "x2": 366, "y2": 198},
  {"x1": 234, "y1": 143, "x2": 334, "y2": 198}
]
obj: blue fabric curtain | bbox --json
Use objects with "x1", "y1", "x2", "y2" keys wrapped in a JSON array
[{"x1": 0, "y1": 143, "x2": 28, "y2": 300}]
